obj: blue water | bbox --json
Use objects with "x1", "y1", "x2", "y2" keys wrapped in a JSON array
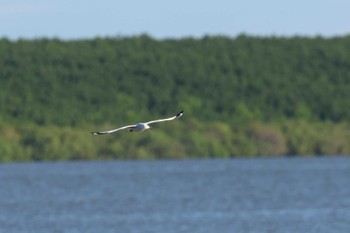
[{"x1": 1, "y1": 157, "x2": 350, "y2": 233}]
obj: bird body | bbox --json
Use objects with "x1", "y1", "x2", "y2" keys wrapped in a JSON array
[{"x1": 130, "y1": 123, "x2": 150, "y2": 132}]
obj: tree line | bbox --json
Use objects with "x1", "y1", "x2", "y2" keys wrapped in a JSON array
[{"x1": 1, "y1": 35, "x2": 350, "y2": 161}]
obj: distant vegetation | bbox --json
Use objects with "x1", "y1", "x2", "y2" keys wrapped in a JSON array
[{"x1": 1, "y1": 34, "x2": 350, "y2": 161}]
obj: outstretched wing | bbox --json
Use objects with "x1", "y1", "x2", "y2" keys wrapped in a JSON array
[
  {"x1": 91, "y1": 124, "x2": 136, "y2": 135},
  {"x1": 145, "y1": 110, "x2": 183, "y2": 125}
]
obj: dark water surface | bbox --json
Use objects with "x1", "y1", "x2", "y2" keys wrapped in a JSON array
[{"x1": 1, "y1": 157, "x2": 350, "y2": 233}]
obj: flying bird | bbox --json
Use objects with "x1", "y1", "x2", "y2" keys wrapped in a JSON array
[{"x1": 91, "y1": 110, "x2": 183, "y2": 135}]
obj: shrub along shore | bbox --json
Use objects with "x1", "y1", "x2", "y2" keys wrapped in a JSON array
[{"x1": 1, "y1": 119, "x2": 349, "y2": 162}]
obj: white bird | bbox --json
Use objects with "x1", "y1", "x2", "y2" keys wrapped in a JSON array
[{"x1": 91, "y1": 110, "x2": 183, "y2": 135}]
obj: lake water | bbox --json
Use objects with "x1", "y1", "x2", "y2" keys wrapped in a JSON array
[{"x1": 0, "y1": 157, "x2": 350, "y2": 233}]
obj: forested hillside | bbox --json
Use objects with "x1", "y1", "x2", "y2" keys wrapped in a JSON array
[{"x1": 1, "y1": 35, "x2": 350, "y2": 161}]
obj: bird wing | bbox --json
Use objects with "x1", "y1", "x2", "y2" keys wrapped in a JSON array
[
  {"x1": 91, "y1": 124, "x2": 136, "y2": 135},
  {"x1": 145, "y1": 110, "x2": 183, "y2": 125}
]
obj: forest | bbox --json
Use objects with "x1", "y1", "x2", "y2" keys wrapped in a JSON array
[{"x1": 1, "y1": 34, "x2": 350, "y2": 161}]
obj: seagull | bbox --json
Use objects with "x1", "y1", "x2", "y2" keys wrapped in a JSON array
[{"x1": 91, "y1": 110, "x2": 183, "y2": 135}]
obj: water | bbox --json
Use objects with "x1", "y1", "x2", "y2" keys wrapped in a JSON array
[{"x1": 0, "y1": 157, "x2": 350, "y2": 233}]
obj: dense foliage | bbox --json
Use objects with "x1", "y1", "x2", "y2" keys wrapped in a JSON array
[{"x1": 1, "y1": 35, "x2": 350, "y2": 161}]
